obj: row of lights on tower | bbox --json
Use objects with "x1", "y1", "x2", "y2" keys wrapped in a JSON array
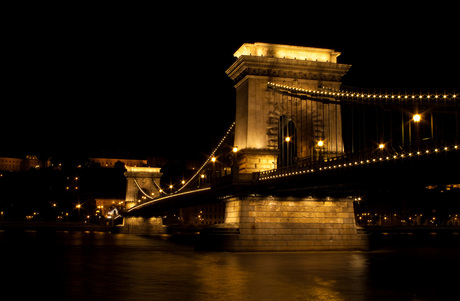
[
  {"x1": 283, "y1": 114, "x2": 422, "y2": 148},
  {"x1": 285, "y1": 136, "x2": 324, "y2": 147}
]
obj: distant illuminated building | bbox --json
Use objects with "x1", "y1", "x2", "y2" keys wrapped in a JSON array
[
  {"x1": 89, "y1": 158, "x2": 147, "y2": 168},
  {"x1": 0, "y1": 157, "x2": 22, "y2": 172},
  {"x1": 23, "y1": 155, "x2": 40, "y2": 170},
  {"x1": 95, "y1": 198, "x2": 124, "y2": 218},
  {"x1": 0, "y1": 155, "x2": 41, "y2": 172}
]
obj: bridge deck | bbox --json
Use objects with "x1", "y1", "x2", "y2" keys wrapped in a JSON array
[{"x1": 126, "y1": 147, "x2": 459, "y2": 216}]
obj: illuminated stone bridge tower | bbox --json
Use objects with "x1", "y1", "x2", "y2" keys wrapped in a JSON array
[
  {"x1": 217, "y1": 43, "x2": 367, "y2": 251},
  {"x1": 122, "y1": 166, "x2": 164, "y2": 234},
  {"x1": 124, "y1": 167, "x2": 162, "y2": 210},
  {"x1": 226, "y1": 43, "x2": 350, "y2": 175}
]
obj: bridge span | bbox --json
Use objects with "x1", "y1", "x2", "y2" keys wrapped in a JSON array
[{"x1": 119, "y1": 43, "x2": 459, "y2": 251}]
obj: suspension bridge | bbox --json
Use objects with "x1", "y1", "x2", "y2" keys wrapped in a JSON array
[{"x1": 119, "y1": 43, "x2": 459, "y2": 251}]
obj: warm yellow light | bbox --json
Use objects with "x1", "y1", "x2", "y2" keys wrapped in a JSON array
[
  {"x1": 181, "y1": 180, "x2": 185, "y2": 185},
  {"x1": 169, "y1": 185, "x2": 173, "y2": 189},
  {"x1": 285, "y1": 137, "x2": 291, "y2": 142},
  {"x1": 317, "y1": 140, "x2": 324, "y2": 147},
  {"x1": 76, "y1": 204, "x2": 81, "y2": 209},
  {"x1": 413, "y1": 114, "x2": 421, "y2": 122},
  {"x1": 201, "y1": 174, "x2": 205, "y2": 178},
  {"x1": 211, "y1": 157, "x2": 216, "y2": 162},
  {"x1": 379, "y1": 143, "x2": 385, "y2": 149},
  {"x1": 232, "y1": 147, "x2": 238, "y2": 153}
]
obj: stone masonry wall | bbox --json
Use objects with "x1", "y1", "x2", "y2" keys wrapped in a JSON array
[
  {"x1": 121, "y1": 216, "x2": 165, "y2": 234},
  {"x1": 237, "y1": 152, "x2": 277, "y2": 174},
  {"x1": 224, "y1": 196, "x2": 368, "y2": 251}
]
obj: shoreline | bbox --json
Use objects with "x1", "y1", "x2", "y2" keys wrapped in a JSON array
[{"x1": 0, "y1": 221, "x2": 112, "y2": 232}]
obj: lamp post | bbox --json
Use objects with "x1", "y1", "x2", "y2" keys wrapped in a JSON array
[
  {"x1": 232, "y1": 147, "x2": 239, "y2": 181},
  {"x1": 211, "y1": 157, "x2": 216, "y2": 184},
  {"x1": 76, "y1": 204, "x2": 81, "y2": 221},
  {"x1": 316, "y1": 140, "x2": 324, "y2": 162},
  {"x1": 285, "y1": 137, "x2": 291, "y2": 166},
  {"x1": 412, "y1": 113, "x2": 421, "y2": 149}
]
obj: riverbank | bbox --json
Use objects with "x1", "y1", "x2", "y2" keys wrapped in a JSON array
[
  {"x1": 363, "y1": 226, "x2": 460, "y2": 250},
  {"x1": 0, "y1": 221, "x2": 112, "y2": 231}
]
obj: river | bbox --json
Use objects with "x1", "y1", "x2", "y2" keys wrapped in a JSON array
[{"x1": 1, "y1": 230, "x2": 459, "y2": 300}]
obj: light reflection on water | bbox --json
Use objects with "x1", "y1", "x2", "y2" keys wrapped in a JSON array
[{"x1": 0, "y1": 231, "x2": 459, "y2": 300}]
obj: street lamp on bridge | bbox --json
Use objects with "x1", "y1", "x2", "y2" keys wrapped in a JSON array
[{"x1": 413, "y1": 114, "x2": 421, "y2": 123}]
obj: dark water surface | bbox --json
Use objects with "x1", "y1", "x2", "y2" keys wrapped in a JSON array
[{"x1": 1, "y1": 230, "x2": 459, "y2": 301}]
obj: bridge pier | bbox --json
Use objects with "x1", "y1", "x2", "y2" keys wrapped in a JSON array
[
  {"x1": 120, "y1": 216, "x2": 165, "y2": 234},
  {"x1": 209, "y1": 195, "x2": 367, "y2": 251}
]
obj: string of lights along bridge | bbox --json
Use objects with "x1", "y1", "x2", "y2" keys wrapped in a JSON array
[{"x1": 267, "y1": 82, "x2": 458, "y2": 102}]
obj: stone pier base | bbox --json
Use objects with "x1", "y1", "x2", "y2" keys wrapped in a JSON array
[
  {"x1": 218, "y1": 196, "x2": 368, "y2": 251},
  {"x1": 120, "y1": 216, "x2": 165, "y2": 234}
]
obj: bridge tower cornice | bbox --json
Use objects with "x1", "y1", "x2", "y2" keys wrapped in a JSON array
[{"x1": 226, "y1": 55, "x2": 351, "y2": 85}]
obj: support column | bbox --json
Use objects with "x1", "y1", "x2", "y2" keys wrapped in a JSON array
[
  {"x1": 223, "y1": 195, "x2": 368, "y2": 251},
  {"x1": 121, "y1": 216, "x2": 165, "y2": 234}
]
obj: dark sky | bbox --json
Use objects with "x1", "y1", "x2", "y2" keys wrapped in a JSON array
[{"x1": 2, "y1": 4, "x2": 458, "y2": 162}]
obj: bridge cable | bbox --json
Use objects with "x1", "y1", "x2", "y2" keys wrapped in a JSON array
[
  {"x1": 176, "y1": 121, "x2": 235, "y2": 193},
  {"x1": 133, "y1": 178, "x2": 155, "y2": 200}
]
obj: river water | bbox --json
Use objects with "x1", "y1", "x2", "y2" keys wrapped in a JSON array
[{"x1": 1, "y1": 230, "x2": 459, "y2": 301}]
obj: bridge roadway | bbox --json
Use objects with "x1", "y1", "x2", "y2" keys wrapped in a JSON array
[{"x1": 126, "y1": 145, "x2": 460, "y2": 217}]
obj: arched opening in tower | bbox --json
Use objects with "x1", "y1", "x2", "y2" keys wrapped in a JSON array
[{"x1": 278, "y1": 115, "x2": 297, "y2": 168}]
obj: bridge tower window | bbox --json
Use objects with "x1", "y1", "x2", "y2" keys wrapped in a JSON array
[{"x1": 278, "y1": 115, "x2": 297, "y2": 168}]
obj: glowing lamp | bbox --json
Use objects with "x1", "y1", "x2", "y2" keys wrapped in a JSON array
[
  {"x1": 413, "y1": 114, "x2": 421, "y2": 122},
  {"x1": 317, "y1": 140, "x2": 324, "y2": 147}
]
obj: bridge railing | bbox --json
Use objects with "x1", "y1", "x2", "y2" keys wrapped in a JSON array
[{"x1": 259, "y1": 140, "x2": 459, "y2": 182}]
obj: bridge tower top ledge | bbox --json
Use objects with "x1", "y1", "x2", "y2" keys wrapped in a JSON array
[
  {"x1": 233, "y1": 42, "x2": 341, "y2": 63},
  {"x1": 226, "y1": 42, "x2": 350, "y2": 87},
  {"x1": 124, "y1": 166, "x2": 162, "y2": 182}
]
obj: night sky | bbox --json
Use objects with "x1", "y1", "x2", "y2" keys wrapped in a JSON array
[{"x1": 2, "y1": 4, "x2": 458, "y2": 163}]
